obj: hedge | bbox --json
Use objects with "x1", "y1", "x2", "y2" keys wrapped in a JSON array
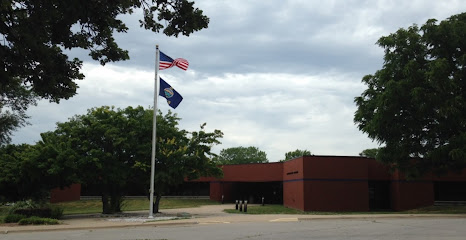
[{"x1": 18, "y1": 217, "x2": 59, "y2": 225}]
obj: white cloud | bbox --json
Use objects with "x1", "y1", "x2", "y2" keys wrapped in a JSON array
[
  {"x1": 11, "y1": 0, "x2": 465, "y2": 162},
  {"x1": 12, "y1": 62, "x2": 379, "y2": 162}
]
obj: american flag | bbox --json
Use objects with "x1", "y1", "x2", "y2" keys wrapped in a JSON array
[{"x1": 159, "y1": 51, "x2": 189, "y2": 71}]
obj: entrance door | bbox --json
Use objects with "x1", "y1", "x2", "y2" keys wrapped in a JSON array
[
  {"x1": 232, "y1": 182, "x2": 283, "y2": 204},
  {"x1": 368, "y1": 181, "x2": 391, "y2": 211}
]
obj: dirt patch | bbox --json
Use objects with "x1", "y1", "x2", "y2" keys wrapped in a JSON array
[{"x1": 0, "y1": 223, "x2": 19, "y2": 227}]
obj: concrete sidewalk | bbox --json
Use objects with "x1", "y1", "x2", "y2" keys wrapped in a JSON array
[{"x1": 1, "y1": 204, "x2": 466, "y2": 234}]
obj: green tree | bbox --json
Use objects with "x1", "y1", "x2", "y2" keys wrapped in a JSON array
[
  {"x1": 0, "y1": 142, "x2": 78, "y2": 202},
  {"x1": 53, "y1": 106, "x2": 143, "y2": 213},
  {"x1": 38, "y1": 106, "x2": 222, "y2": 213},
  {"x1": 213, "y1": 146, "x2": 268, "y2": 165},
  {"x1": 0, "y1": 144, "x2": 32, "y2": 201},
  {"x1": 149, "y1": 122, "x2": 223, "y2": 213},
  {"x1": 0, "y1": 0, "x2": 209, "y2": 145},
  {"x1": 0, "y1": 78, "x2": 36, "y2": 144},
  {"x1": 359, "y1": 148, "x2": 380, "y2": 158},
  {"x1": 281, "y1": 149, "x2": 311, "y2": 162},
  {"x1": 354, "y1": 13, "x2": 466, "y2": 177}
]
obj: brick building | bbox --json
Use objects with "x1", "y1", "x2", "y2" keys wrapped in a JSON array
[
  {"x1": 203, "y1": 156, "x2": 466, "y2": 211},
  {"x1": 51, "y1": 155, "x2": 466, "y2": 211}
]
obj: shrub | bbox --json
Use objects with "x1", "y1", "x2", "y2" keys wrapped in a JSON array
[
  {"x1": 14, "y1": 208, "x2": 52, "y2": 218},
  {"x1": 8, "y1": 200, "x2": 63, "y2": 219},
  {"x1": 4, "y1": 214, "x2": 27, "y2": 223},
  {"x1": 0, "y1": 205, "x2": 10, "y2": 218},
  {"x1": 50, "y1": 206, "x2": 64, "y2": 219},
  {"x1": 8, "y1": 200, "x2": 41, "y2": 214},
  {"x1": 18, "y1": 216, "x2": 59, "y2": 225}
]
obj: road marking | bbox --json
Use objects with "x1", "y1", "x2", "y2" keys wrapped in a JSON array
[
  {"x1": 270, "y1": 218, "x2": 299, "y2": 222},
  {"x1": 199, "y1": 221, "x2": 230, "y2": 225}
]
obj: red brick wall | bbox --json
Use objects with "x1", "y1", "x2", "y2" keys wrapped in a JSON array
[
  {"x1": 220, "y1": 163, "x2": 283, "y2": 182},
  {"x1": 302, "y1": 156, "x2": 368, "y2": 179},
  {"x1": 209, "y1": 182, "x2": 237, "y2": 202},
  {"x1": 283, "y1": 158, "x2": 304, "y2": 210},
  {"x1": 209, "y1": 182, "x2": 222, "y2": 201},
  {"x1": 50, "y1": 184, "x2": 81, "y2": 203},
  {"x1": 391, "y1": 181, "x2": 434, "y2": 211},
  {"x1": 221, "y1": 182, "x2": 235, "y2": 202},
  {"x1": 367, "y1": 158, "x2": 392, "y2": 180},
  {"x1": 283, "y1": 181, "x2": 304, "y2": 210},
  {"x1": 301, "y1": 156, "x2": 369, "y2": 211},
  {"x1": 432, "y1": 169, "x2": 466, "y2": 181},
  {"x1": 390, "y1": 171, "x2": 434, "y2": 210},
  {"x1": 303, "y1": 181, "x2": 369, "y2": 211},
  {"x1": 203, "y1": 156, "x2": 466, "y2": 211}
]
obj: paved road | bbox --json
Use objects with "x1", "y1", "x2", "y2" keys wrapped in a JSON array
[{"x1": 2, "y1": 217, "x2": 465, "y2": 240}]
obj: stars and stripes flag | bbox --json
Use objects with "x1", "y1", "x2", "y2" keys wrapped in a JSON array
[{"x1": 159, "y1": 51, "x2": 189, "y2": 71}]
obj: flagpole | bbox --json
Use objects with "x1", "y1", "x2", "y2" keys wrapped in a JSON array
[{"x1": 149, "y1": 45, "x2": 160, "y2": 218}]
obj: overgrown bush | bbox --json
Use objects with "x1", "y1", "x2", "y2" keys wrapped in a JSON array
[
  {"x1": 18, "y1": 216, "x2": 59, "y2": 225},
  {"x1": 14, "y1": 208, "x2": 52, "y2": 218},
  {"x1": 8, "y1": 200, "x2": 41, "y2": 213},
  {"x1": 4, "y1": 214, "x2": 26, "y2": 223},
  {"x1": 8, "y1": 200, "x2": 64, "y2": 219},
  {"x1": 50, "y1": 206, "x2": 64, "y2": 219},
  {"x1": 0, "y1": 205, "x2": 9, "y2": 218}
]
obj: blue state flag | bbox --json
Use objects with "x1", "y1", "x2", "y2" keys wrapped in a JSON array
[{"x1": 159, "y1": 78, "x2": 183, "y2": 109}]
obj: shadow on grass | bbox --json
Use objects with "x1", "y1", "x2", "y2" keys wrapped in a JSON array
[
  {"x1": 53, "y1": 198, "x2": 220, "y2": 215},
  {"x1": 224, "y1": 205, "x2": 466, "y2": 215}
]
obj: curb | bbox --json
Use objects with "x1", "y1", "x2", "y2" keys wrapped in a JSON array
[
  {"x1": 1, "y1": 219, "x2": 200, "y2": 234},
  {"x1": 297, "y1": 214, "x2": 466, "y2": 221},
  {"x1": 2, "y1": 212, "x2": 466, "y2": 234}
]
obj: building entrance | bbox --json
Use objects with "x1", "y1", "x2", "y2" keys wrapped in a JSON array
[
  {"x1": 231, "y1": 182, "x2": 283, "y2": 204},
  {"x1": 368, "y1": 181, "x2": 391, "y2": 211}
]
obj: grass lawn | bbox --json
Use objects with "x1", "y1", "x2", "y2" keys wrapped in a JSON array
[
  {"x1": 224, "y1": 205, "x2": 305, "y2": 214},
  {"x1": 52, "y1": 198, "x2": 220, "y2": 215},
  {"x1": 3, "y1": 200, "x2": 466, "y2": 220},
  {"x1": 403, "y1": 205, "x2": 466, "y2": 214},
  {"x1": 224, "y1": 204, "x2": 466, "y2": 215}
]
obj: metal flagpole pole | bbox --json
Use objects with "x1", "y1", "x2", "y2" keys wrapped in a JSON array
[{"x1": 149, "y1": 45, "x2": 160, "y2": 218}]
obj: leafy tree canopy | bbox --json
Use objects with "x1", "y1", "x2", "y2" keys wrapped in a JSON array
[
  {"x1": 281, "y1": 149, "x2": 311, "y2": 162},
  {"x1": 213, "y1": 146, "x2": 268, "y2": 165},
  {"x1": 0, "y1": 142, "x2": 78, "y2": 202},
  {"x1": 0, "y1": 0, "x2": 209, "y2": 145},
  {"x1": 0, "y1": 144, "x2": 35, "y2": 201},
  {"x1": 359, "y1": 148, "x2": 380, "y2": 158},
  {"x1": 0, "y1": 106, "x2": 223, "y2": 213},
  {"x1": 354, "y1": 12, "x2": 466, "y2": 177}
]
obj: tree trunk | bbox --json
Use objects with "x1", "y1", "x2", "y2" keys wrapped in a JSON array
[
  {"x1": 110, "y1": 184, "x2": 122, "y2": 213},
  {"x1": 110, "y1": 194, "x2": 122, "y2": 213},
  {"x1": 153, "y1": 194, "x2": 162, "y2": 213},
  {"x1": 102, "y1": 193, "x2": 111, "y2": 214}
]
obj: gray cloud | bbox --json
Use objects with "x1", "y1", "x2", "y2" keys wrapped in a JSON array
[
  {"x1": 106, "y1": 0, "x2": 464, "y2": 76},
  {"x1": 11, "y1": 0, "x2": 466, "y2": 162}
]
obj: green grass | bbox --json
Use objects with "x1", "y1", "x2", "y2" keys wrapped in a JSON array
[
  {"x1": 403, "y1": 205, "x2": 466, "y2": 214},
  {"x1": 52, "y1": 200, "x2": 104, "y2": 215},
  {"x1": 3, "y1": 214, "x2": 27, "y2": 223},
  {"x1": 52, "y1": 198, "x2": 220, "y2": 215},
  {"x1": 224, "y1": 204, "x2": 466, "y2": 215},
  {"x1": 3, "y1": 201, "x2": 466, "y2": 220},
  {"x1": 18, "y1": 216, "x2": 59, "y2": 225},
  {"x1": 225, "y1": 205, "x2": 305, "y2": 214}
]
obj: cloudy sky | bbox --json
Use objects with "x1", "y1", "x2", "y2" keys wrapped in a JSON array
[{"x1": 11, "y1": 0, "x2": 466, "y2": 162}]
